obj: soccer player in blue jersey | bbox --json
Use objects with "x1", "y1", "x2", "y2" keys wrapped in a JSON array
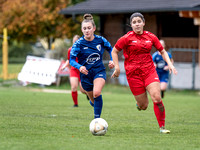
[
  {"x1": 70, "y1": 14, "x2": 114, "y2": 118},
  {"x1": 152, "y1": 40, "x2": 174, "y2": 98}
]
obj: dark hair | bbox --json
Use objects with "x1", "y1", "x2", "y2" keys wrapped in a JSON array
[
  {"x1": 82, "y1": 14, "x2": 96, "y2": 27},
  {"x1": 130, "y1": 12, "x2": 145, "y2": 24}
]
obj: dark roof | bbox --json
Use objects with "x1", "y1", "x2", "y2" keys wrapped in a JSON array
[{"x1": 60, "y1": 0, "x2": 200, "y2": 15}]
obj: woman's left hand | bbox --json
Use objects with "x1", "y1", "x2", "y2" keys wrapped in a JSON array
[
  {"x1": 169, "y1": 65, "x2": 178, "y2": 75},
  {"x1": 108, "y1": 60, "x2": 115, "y2": 69},
  {"x1": 163, "y1": 66, "x2": 169, "y2": 71}
]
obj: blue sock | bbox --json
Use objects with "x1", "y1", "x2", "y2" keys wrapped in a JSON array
[
  {"x1": 94, "y1": 95, "x2": 103, "y2": 118},
  {"x1": 89, "y1": 100, "x2": 94, "y2": 107}
]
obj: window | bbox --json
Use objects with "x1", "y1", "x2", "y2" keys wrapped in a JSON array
[{"x1": 158, "y1": 13, "x2": 198, "y2": 37}]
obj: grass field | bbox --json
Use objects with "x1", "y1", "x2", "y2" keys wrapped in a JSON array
[
  {"x1": 0, "y1": 63, "x2": 24, "y2": 80},
  {"x1": 0, "y1": 84, "x2": 200, "y2": 150}
]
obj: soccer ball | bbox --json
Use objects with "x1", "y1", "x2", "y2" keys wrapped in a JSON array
[{"x1": 89, "y1": 118, "x2": 108, "y2": 136}]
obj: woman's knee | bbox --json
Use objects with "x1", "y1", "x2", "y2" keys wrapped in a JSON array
[
  {"x1": 71, "y1": 85, "x2": 78, "y2": 91},
  {"x1": 93, "y1": 90, "x2": 101, "y2": 98},
  {"x1": 151, "y1": 92, "x2": 161, "y2": 102}
]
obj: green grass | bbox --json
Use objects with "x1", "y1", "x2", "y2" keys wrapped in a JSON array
[
  {"x1": 0, "y1": 63, "x2": 24, "y2": 74},
  {"x1": 0, "y1": 85, "x2": 200, "y2": 150}
]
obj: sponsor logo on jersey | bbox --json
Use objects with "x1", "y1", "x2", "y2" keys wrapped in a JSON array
[
  {"x1": 96, "y1": 44, "x2": 101, "y2": 51},
  {"x1": 156, "y1": 57, "x2": 160, "y2": 61},
  {"x1": 157, "y1": 60, "x2": 165, "y2": 69},
  {"x1": 84, "y1": 47, "x2": 88, "y2": 49},
  {"x1": 86, "y1": 53, "x2": 100, "y2": 64},
  {"x1": 155, "y1": 78, "x2": 159, "y2": 80}
]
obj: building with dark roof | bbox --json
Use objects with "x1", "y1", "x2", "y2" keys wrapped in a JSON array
[
  {"x1": 60, "y1": 0, "x2": 200, "y2": 62},
  {"x1": 60, "y1": 0, "x2": 200, "y2": 15}
]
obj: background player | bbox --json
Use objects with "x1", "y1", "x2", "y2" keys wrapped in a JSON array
[
  {"x1": 61, "y1": 35, "x2": 88, "y2": 107},
  {"x1": 111, "y1": 12, "x2": 177, "y2": 133},
  {"x1": 152, "y1": 40, "x2": 174, "y2": 98},
  {"x1": 70, "y1": 14, "x2": 114, "y2": 118}
]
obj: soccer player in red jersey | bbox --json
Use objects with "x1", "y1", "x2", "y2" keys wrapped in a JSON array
[
  {"x1": 61, "y1": 35, "x2": 88, "y2": 107},
  {"x1": 111, "y1": 12, "x2": 177, "y2": 133}
]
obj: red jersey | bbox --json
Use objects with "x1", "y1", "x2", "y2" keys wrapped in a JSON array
[{"x1": 115, "y1": 31, "x2": 163, "y2": 77}]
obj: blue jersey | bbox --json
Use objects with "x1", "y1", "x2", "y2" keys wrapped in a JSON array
[
  {"x1": 70, "y1": 34, "x2": 113, "y2": 91},
  {"x1": 152, "y1": 51, "x2": 172, "y2": 74},
  {"x1": 70, "y1": 34, "x2": 113, "y2": 71}
]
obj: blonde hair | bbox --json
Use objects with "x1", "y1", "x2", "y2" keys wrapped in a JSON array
[
  {"x1": 72, "y1": 35, "x2": 80, "y2": 44},
  {"x1": 81, "y1": 14, "x2": 96, "y2": 27},
  {"x1": 159, "y1": 39, "x2": 166, "y2": 48}
]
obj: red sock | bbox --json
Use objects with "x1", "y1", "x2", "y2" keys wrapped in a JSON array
[
  {"x1": 153, "y1": 100, "x2": 165, "y2": 128},
  {"x1": 71, "y1": 91, "x2": 78, "y2": 105}
]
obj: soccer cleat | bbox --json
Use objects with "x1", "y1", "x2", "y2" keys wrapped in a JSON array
[
  {"x1": 73, "y1": 104, "x2": 78, "y2": 107},
  {"x1": 86, "y1": 95, "x2": 90, "y2": 101},
  {"x1": 136, "y1": 104, "x2": 141, "y2": 111},
  {"x1": 160, "y1": 126, "x2": 170, "y2": 134}
]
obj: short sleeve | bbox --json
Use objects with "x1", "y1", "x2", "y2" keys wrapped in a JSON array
[
  {"x1": 152, "y1": 34, "x2": 163, "y2": 52},
  {"x1": 114, "y1": 36, "x2": 126, "y2": 51},
  {"x1": 70, "y1": 40, "x2": 81, "y2": 57},
  {"x1": 101, "y1": 36, "x2": 112, "y2": 51}
]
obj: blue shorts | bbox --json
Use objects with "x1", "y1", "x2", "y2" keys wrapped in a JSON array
[
  {"x1": 80, "y1": 69, "x2": 106, "y2": 91},
  {"x1": 157, "y1": 72, "x2": 169, "y2": 83}
]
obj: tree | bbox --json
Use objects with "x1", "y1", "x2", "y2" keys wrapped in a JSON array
[{"x1": 0, "y1": 0, "x2": 82, "y2": 49}]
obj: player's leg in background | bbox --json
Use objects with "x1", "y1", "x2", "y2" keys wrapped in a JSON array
[
  {"x1": 160, "y1": 82, "x2": 168, "y2": 98},
  {"x1": 79, "y1": 82, "x2": 90, "y2": 100},
  {"x1": 160, "y1": 73, "x2": 169, "y2": 98},
  {"x1": 86, "y1": 91, "x2": 94, "y2": 107},
  {"x1": 70, "y1": 77, "x2": 79, "y2": 107}
]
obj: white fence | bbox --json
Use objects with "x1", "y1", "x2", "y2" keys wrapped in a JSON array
[
  {"x1": 170, "y1": 63, "x2": 200, "y2": 89},
  {"x1": 110, "y1": 61, "x2": 200, "y2": 90}
]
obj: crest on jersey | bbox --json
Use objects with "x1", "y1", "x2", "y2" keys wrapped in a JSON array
[
  {"x1": 157, "y1": 60, "x2": 165, "y2": 69},
  {"x1": 86, "y1": 53, "x2": 100, "y2": 64},
  {"x1": 96, "y1": 44, "x2": 101, "y2": 51}
]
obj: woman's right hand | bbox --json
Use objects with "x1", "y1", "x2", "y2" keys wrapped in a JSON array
[
  {"x1": 111, "y1": 68, "x2": 120, "y2": 78},
  {"x1": 61, "y1": 60, "x2": 69, "y2": 71},
  {"x1": 61, "y1": 64, "x2": 67, "y2": 71},
  {"x1": 79, "y1": 66, "x2": 88, "y2": 75}
]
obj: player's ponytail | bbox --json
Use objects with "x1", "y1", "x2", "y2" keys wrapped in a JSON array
[
  {"x1": 83, "y1": 14, "x2": 93, "y2": 20},
  {"x1": 82, "y1": 14, "x2": 96, "y2": 27}
]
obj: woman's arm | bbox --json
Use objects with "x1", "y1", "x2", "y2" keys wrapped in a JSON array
[
  {"x1": 160, "y1": 49, "x2": 177, "y2": 75},
  {"x1": 111, "y1": 47, "x2": 121, "y2": 78},
  {"x1": 61, "y1": 60, "x2": 70, "y2": 71}
]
